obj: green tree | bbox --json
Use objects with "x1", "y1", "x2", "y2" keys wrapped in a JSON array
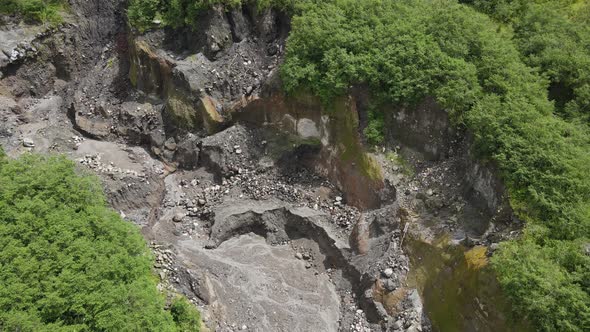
[
  {"x1": 0, "y1": 153, "x2": 200, "y2": 331},
  {"x1": 0, "y1": 0, "x2": 66, "y2": 24}
]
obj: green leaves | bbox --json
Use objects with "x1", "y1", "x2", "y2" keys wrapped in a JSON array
[
  {"x1": 0, "y1": 0, "x2": 66, "y2": 24},
  {"x1": 0, "y1": 154, "x2": 200, "y2": 331},
  {"x1": 492, "y1": 238, "x2": 590, "y2": 332},
  {"x1": 466, "y1": 0, "x2": 590, "y2": 120},
  {"x1": 127, "y1": 0, "x2": 304, "y2": 31}
]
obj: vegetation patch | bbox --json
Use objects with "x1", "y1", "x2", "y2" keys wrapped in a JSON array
[
  {"x1": 0, "y1": 0, "x2": 66, "y2": 24},
  {"x1": 462, "y1": 0, "x2": 590, "y2": 120},
  {"x1": 0, "y1": 151, "x2": 201, "y2": 331},
  {"x1": 385, "y1": 151, "x2": 414, "y2": 178},
  {"x1": 127, "y1": 0, "x2": 306, "y2": 32}
]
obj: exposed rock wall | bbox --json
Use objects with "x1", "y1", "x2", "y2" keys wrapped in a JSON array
[
  {"x1": 377, "y1": 97, "x2": 510, "y2": 219},
  {"x1": 461, "y1": 153, "x2": 510, "y2": 219},
  {"x1": 127, "y1": 7, "x2": 391, "y2": 210},
  {"x1": 232, "y1": 82, "x2": 393, "y2": 210},
  {"x1": 382, "y1": 96, "x2": 455, "y2": 161},
  {"x1": 129, "y1": 39, "x2": 224, "y2": 134}
]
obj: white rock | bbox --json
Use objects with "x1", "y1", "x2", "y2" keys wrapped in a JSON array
[
  {"x1": 22, "y1": 138, "x2": 35, "y2": 147},
  {"x1": 382, "y1": 268, "x2": 394, "y2": 278}
]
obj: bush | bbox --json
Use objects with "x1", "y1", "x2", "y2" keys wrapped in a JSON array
[
  {"x1": 0, "y1": 152, "x2": 200, "y2": 331},
  {"x1": 463, "y1": 0, "x2": 590, "y2": 120},
  {"x1": 170, "y1": 297, "x2": 201, "y2": 331},
  {"x1": 364, "y1": 113, "x2": 384, "y2": 146},
  {"x1": 127, "y1": 0, "x2": 309, "y2": 31},
  {"x1": 280, "y1": 1, "x2": 590, "y2": 330},
  {"x1": 0, "y1": 0, "x2": 65, "y2": 24}
]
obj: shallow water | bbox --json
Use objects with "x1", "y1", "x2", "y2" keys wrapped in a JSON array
[{"x1": 405, "y1": 236, "x2": 532, "y2": 332}]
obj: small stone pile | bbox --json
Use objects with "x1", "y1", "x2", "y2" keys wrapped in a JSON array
[{"x1": 78, "y1": 154, "x2": 146, "y2": 179}]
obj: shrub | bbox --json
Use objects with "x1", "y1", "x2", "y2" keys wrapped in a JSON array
[
  {"x1": 170, "y1": 297, "x2": 201, "y2": 331},
  {"x1": 127, "y1": 0, "x2": 309, "y2": 31},
  {"x1": 0, "y1": 0, "x2": 66, "y2": 24},
  {"x1": 364, "y1": 109, "x2": 385, "y2": 146},
  {"x1": 463, "y1": 0, "x2": 590, "y2": 120},
  {"x1": 0, "y1": 152, "x2": 200, "y2": 331}
]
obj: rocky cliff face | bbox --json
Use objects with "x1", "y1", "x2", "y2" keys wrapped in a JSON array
[
  {"x1": 0, "y1": 3, "x2": 521, "y2": 331},
  {"x1": 127, "y1": 6, "x2": 392, "y2": 210}
]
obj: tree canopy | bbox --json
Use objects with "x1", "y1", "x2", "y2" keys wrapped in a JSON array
[
  {"x1": 0, "y1": 152, "x2": 201, "y2": 331},
  {"x1": 0, "y1": 0, "x2": 66, "y2": 24}
]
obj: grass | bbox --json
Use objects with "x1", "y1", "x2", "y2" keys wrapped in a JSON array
[
  {"x1": 386, "y1": 151, "x2": 414, "y2": 177},
  {"x1": 0, "y1": 0, "x2": 67, "y2": 25}
]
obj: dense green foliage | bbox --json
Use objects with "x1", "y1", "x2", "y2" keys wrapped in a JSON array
[
  {"x1": 170, "y1": 297, "x2": 202, "y2": 331},
  {"x1": 127, "y1": 0, "x2": 303, "y2": 31},
  {"x1": 0, "y1": 152, "x2": 200, "y2": 331},
  {"x1": 463, "y1": 0, "x2": 590, "y2": 120},
  {"x1": 280, "y1": 0, "x2": 590, "y2": 331},
  {"x1": 364, "y1": 108, "x2": 385, "y2": 146},
  {"x1": 0, "y1": 0, "x2": 65, "y2": 24}
]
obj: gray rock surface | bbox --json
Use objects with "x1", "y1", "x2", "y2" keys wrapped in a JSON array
[
  {"x1": 0, "y1": 24, "x2": 43, "y2": 68},
  {"x1": 178, "y1": 233, "x2": 341, "y2": 332}
]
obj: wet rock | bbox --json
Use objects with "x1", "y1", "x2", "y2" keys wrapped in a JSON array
[{"x1": 228, "y1": 8, "x2": 250, "y2": 42}]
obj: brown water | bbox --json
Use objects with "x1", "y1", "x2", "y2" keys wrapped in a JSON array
[{"x1": 405, "y1": 235, "x2": 532, "y2": 332}]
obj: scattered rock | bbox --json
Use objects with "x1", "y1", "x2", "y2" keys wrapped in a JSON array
[
  {"x1": 382, "y1": 268, "x2": 394, "y2": 278},
  {"x1": 383, "y1": 278, "x2": 397, "y2": 291},
  {"x1": 22, "y1": 137, "x2": 35, "y2": 147},
  {"x1": 173, "y1": 213, "x2": 184, "y2": 223},
  {"x1": 164, "y1": 138, "x2": 177, "y2": 151}
]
